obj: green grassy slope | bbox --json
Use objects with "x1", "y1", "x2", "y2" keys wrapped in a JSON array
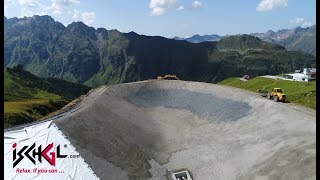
[
  {"x1": 4, "y1": 69, "x2": 61, "y2": 101},
  {"x1": 218, "y1": 77, "x2": 316, "y2": 109},
  {"x1": 4, "y1": 67, "x2": 91, "y2": 128}
]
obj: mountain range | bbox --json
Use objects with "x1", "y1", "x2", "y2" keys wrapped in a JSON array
[
  {"x1": 173, "y1": 25, "x2": 316, "y2": 56},
  {"x1": 251, "y1": 26, "x2": 316, "y2": 56},
  {"x1": 173, "y1": 34, "x2": 222, "y2": 43},
  {"x1": 4, "y1": 15, "x2": 316, "y2": 88}
]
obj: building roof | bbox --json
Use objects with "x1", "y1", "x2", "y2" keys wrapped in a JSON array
[{"x1": 284, "y1": 73, "x2": 306, "y2": 77}]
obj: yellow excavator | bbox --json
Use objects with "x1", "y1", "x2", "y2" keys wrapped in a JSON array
[{"x1": 157, "y1": 74, "x2": 180, "y2": 80}]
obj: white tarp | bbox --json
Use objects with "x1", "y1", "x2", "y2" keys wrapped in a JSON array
[{"x1": 4, "y1": 121, "x2": 99, "y2": 180}]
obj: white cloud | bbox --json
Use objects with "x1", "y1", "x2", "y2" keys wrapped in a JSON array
[
  {"x1": 177, "y1": 5, "x2": 184, "y2": 11},
  {"x1": 289, "y1": 17, "x2": 313, "y2": 28},
  {"x1": 302, "y1": 21, "x2": 313, "y2": 28},
  {"x1": 149, "y1": 0, "x2": 180, "y2": 16},
  {"x1": 151, "y1": 7, "x2": 166, "y2": 15},
  {"x1": 73, "y1": 10, "x2": 96, "y2": 25},
  {"x1": 290, "y1": 17, "x2": 304, "y2": 24},
  {"x1": 17, "y1": 0, "x2": 49, "y2": 17},
  {"x1": 256, "y1": 0, "x2": 288, "y2": 12},
  {"x1": 9, "y1": 0, "x2": 97, "y2": 27},
  {"x1": 72, "y1": 9, "x2": 81, "y2": 19},
  {"x1": 18, "y1": 0, "x2": 38, "y2": 7},
  {"x1": 82, "y1": 12, "x2": 96, "y2": 25},
  {"x1": 4, "y1": 0, "x2": 13, "y2": 16},
  {"x1": 16, "y1": 0, "x2": 79, "y2": 17},
  {"x1": 192, "y1": 0, "x2": 203, "y2": 9},
  {"x1": 51, "y1": 0, "x2": 80, "y2": 15},
  {"x1": 10, "y1": 0, "x2": 80, "y2": 17}
]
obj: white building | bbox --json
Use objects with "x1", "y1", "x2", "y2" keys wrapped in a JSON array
[{"x1": 282, "y1": 68, "x2": 316, "y2": 82}]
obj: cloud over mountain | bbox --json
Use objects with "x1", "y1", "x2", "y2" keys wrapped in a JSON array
[{"x1": 256, "y1": 0, "x2": 288, "y2": 12}]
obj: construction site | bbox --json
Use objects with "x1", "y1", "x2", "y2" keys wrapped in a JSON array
[{"x1": 4, "y1": 80, "x2": 316, "y2": 180}]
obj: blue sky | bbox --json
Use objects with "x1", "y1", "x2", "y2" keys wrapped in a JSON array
[{"x1": 4, "y1": 0, "x2": 316, "y2": 38}]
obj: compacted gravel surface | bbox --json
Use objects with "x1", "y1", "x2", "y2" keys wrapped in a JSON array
[{"x1": 10, "y1": 80, "x2": 315, "y2": 180}]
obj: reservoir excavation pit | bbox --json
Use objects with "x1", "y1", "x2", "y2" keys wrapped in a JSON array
[{"x1": 5, "y1": 80, "x2": 316, "y2": 180}]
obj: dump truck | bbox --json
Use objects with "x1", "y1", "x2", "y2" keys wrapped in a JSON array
[{"x1": 266, "y1": 88, "x2": 287, "y2": 102}]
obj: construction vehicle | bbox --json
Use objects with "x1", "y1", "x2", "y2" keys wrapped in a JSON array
[
  {"x1": 266, "y1": 88, "x2": 287, "y2": 102},
  {"x1": 157, "y1": 75, "x2": 180, "y2": 80}
]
